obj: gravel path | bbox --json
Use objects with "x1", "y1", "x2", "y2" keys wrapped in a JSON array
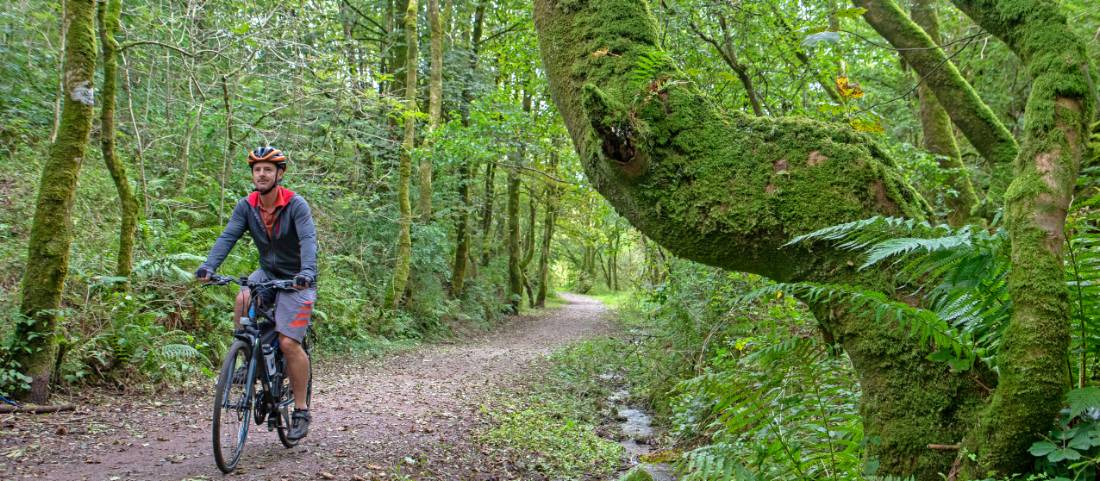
[{"x1": 1, "y1": 293, "x2": 613, "y2": 481}]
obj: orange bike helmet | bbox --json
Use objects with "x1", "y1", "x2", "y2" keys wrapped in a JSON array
[{"x1": 247, "y1": 146, "x2": 288, "y2": 169}]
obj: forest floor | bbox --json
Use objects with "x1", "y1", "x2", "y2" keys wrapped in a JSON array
[{"x1": 1, "y1": 293, "x2": 616, "y2": 481}]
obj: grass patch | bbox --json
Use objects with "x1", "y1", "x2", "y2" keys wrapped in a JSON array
[
  {"x1": 481, "y1": 337, "x2": 631, "y2": 480},
  {"x1": 586, "y1": 289, "x2": 633, "y2": 310}
]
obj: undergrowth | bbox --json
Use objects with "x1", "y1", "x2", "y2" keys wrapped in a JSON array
[{"x1": 481, "y1": 337, "x2": 629, "y2": 480}]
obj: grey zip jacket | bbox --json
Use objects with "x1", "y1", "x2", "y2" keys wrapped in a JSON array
[{"x1": 200, "y1": 187, "x2": 318, "y2": 281}]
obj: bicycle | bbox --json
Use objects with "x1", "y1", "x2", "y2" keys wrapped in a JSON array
[{"x1": 203, "y1": 273, "x2": 313, "y2": 474}]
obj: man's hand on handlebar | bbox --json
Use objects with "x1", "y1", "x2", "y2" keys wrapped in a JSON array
[
  {"x1": 293, "y1": 274, "x2": 313, "y2": 290},
  {"x1": 195, "y1": 266, "x2": 212, "y2": 283}
]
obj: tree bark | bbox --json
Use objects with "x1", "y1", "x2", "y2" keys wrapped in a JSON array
[
  {"x1": 506, "y1": 155, "x2": 522, "y2": 314},
  {"x1": 14, "y1": 0, "x2": 97, "y2": 403},
  {"x1": 385, "y1": 0, "x2": 419, "y2": 309},
  {"x1": 950, "y1": 0, "x2": 1095, "y2": 475},
  {"x1": 97, "y1": 0, "x2": 138, "y2": 280},
  {"x1": 478, "y1": 160, "x2": 496, "y2": 267},
  {"x1": 910, "y1": 0, "x2": 978, "y2": 226},
  {"x1": 521, "y1": 187, "x2": 538, "y2": 307}
]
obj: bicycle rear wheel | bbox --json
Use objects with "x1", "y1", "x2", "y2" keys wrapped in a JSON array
[
  {"x1": 212, "y1": 340, "x2": 254, "y2": 473},
  {"x1": 277, "y1": 336, "x2": 313, "y2": 448}
]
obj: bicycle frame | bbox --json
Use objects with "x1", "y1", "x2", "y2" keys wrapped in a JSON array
[{"x1": 211, "y1": 275, "x2": 299, "y2": 430}]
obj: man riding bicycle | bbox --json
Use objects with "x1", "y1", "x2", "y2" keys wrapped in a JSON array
[{"x1": 195, "y1": 146, "x2": 317, "y2": 441}]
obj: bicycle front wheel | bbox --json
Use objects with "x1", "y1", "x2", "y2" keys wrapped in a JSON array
[{"x1": 212, "y1": 340, "x2": 254, "y2": 473}]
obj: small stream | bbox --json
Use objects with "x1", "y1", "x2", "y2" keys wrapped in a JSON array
[{"x1": 601, "y1": 375, "x2": 676, "y2": 481}]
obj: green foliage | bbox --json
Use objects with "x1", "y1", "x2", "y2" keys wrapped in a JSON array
[
  {"x1": 1026, "y1": 387, "x2": 1100, "y2": 479},
  {"x1": 608, "y1": 261, "x2": 868, "y2": 480}
]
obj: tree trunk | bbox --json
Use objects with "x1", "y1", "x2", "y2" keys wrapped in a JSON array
[
  {"x1": 418, "y1": 0, "x2": 443, "y2": 223},
  {"x1": 506, "y1": 155, "x2": 523, "y2": 314},
  {"x1": 910, "y1": 0, "x2": 978, "y2": 226},
  {"x1": 13, "y1": 0, "x2": 97, "y2": 403},
  {"x1": 219, "y1": 75, "x2": 233, "y2": 224},
  {"x1": 97, "y1": 0, "x2": 138, "y2": 280},
  {"x1": 385, "y1": 0, "x2": 419, "y2": 309},
  {"x1": 951, "y1": 0, "x2": 1093, "y2": 475},
  {"x1": 521, "y1": 188, "x2": 538, "y2": 307},
  {"x1": 478, "y1": 160, "x2": 496, "y2": 267},
  {"x1": 450, "y1": 0, "x2": 487, "y2": 297},
  {"x1": 535, "y1": 148, "x2": 560, "y2": 308}
]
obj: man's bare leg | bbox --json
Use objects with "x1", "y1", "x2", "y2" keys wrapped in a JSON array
[
  {"x1": 279, "y1": 334, "x2": 309, "y2": 410},
  {"x1": 234, "y1": 288, "x2": 250, "y2": 328}
]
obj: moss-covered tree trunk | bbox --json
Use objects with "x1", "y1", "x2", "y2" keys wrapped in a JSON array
[
  {"x1": 386, "y1": 0, "x2": 418, "y2": 309},
  {"x1": 951, "y1": 0, "x2": 1095, "y2": 475},
  {"x1": 906, "y1": 0, "x2": 978, "y2": 226},
  {"x1": 418, "y1": 0, "x2": 442, "y2": 223},
  {"x1": 534, "y1": 0, "x2": 1094, "y2": 477},
  {"x1": 521, "y1": 189, "x2": 538, "y2": 307},
  {"x1": 14, "y1": 0, "x2": 97, "y2": 403},
  {"x1": 478, "y1": 160, "x2": 496, "y2": 267},
  {"x1": 97, "y1": 0, "x2": 138, "y2": 280}
]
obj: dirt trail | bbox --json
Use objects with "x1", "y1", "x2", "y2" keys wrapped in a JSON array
[{"x1": 1, "y1": 293, "x2": 613, "y2": 481}]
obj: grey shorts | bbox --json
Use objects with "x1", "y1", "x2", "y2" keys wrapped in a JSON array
[{"x1": 243, "y1": 269, "x2": 316, "y2": 343}]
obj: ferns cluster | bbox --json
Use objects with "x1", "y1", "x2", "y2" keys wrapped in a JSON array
[
  {"x1": 775, "y1": 217, "x2": 1010, "y2": 371},
  {"x1": 674, "y1": 340, "x2": 863, "y2": 481}
]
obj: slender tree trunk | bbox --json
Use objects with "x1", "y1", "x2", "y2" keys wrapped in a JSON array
[
  {"x1": 450, "y1": 0, "x2": 487, "y2": 296},
  {"x1": 49, "y1": 0, "x2": 66, "y2": 144},
  {"x1": 386, "y1": 0, "x2": 419, "y2": 309},
  {"x1": 120, "y1": 53, "x2": 147, "y2": 215},
  {"x1": 910, "y1": 0, "x2": 977, "y2": 226},
  {"x1": 418, "y1": 0, "x2": 443, "y2": 223},
  {"x1": 13, "y1": 0, "x2": 97, "y2": 403},
  {"x1": 506, "y1": 157, "x2": 522, "y2": 313},
  {"x1": 521, "y1": 188, "x2": 538, "y2": 306},
  {"x1": 177, "y1": 104, "x2": 204, "y2": 194},
  {"x1": 535, "y1": 148, "x2": 560, "y2": 308},
  {"x1": 853, "y1": 0, "x2": 1018, "y2": 167},
  {"x1": 97, "y1": 0, "x2": 138, "y2": 280},
  {"x1": 219, "y1": 75, "x2": 233, "y2": 224},
  {"x1": 478, "y1": 160, "x2": 496, "y2": 267}
]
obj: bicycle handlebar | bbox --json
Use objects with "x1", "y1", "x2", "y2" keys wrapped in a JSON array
[{"x1": 202, "y1": 273, "x2": 297, "y2": 291}]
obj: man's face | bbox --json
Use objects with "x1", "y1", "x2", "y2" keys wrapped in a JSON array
[{"x1": 252, "y1": 162, "x2": 283, "y2": 191}]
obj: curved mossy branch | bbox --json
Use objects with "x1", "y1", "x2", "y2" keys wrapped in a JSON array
[
  {"x1": 854, "y1": 0, "x2": 1018, "y2": 168},
  {"x1": 534, "y1": 0, "x2": 925, "y2": 283},
  {"x1": 949, "y1": 0, "x2": 1097, "y2": 475},
  {"x1": 98, "y1": 0, "x2": 139, "y2": 281},
  {"x1": 910, "y1": 0, "x2": 978, "y2": 226}
]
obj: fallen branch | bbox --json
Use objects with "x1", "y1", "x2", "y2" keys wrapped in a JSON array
[{"x1": 0, "y1": 404, "x2": 76, "y2": 414}]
